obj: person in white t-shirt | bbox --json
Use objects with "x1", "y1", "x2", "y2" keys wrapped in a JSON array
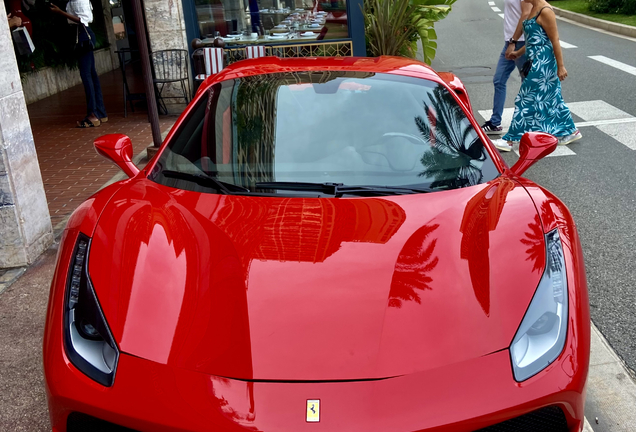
[
  {"x1": 481, "y1": 0, "x2": 532, "y2": 135},
  {"x1": 49, "y1": 0, "x2": 108, "y2": 128}
]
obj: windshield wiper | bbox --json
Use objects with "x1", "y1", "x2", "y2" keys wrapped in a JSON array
[
  {"x1": 161, "y1": 170, "x2": 250, "y2": 193},
  {"x1": 254, "y1": 182, "x2": 435, "y2": 196}
]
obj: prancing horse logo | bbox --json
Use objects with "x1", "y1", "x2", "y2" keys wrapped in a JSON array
[{"x1": 306, "y1": 399, "x2": 320, "y2": 422}]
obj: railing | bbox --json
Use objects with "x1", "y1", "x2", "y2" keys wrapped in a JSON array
[{"x1": 224, "y1": 40, "x2": 353, "y2": 65}]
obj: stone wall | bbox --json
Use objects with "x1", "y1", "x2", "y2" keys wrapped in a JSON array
[
  {"x1": 144, "y1": 0, "x2": 189, "y2": 53},
  {"x1": 0, "y1": 1, "x2": 53, "y2": 268},
  {"x1": 22, "y1": 48, "x2": 116, "y2": 105}
]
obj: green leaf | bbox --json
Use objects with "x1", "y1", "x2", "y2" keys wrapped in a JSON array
[{"x1": 363, "y1": 0, "x2": 454, "y2": 59}]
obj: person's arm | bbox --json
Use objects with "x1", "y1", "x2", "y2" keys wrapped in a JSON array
[
  {"x1": 509, "y1": 44, "x2": 526, "y2": 60},
  {"x1": 49, "y1": 3, "x2": 81, "y2": 24},
  {"x1": 538, "y1": 8, "x2": 567, "y2": 80},
  {"x1": 505, "y1": 1, "x2": 532, "y2": 59},
  {"x1": 8, "y1": 13, "x2": 22, "y2": 29}
]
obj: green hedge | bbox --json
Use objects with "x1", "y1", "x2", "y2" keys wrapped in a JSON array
[{"x1": 587, "y1": 0, "x2": 636, "y2": 14}]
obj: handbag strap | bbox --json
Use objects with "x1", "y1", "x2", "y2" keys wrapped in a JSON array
[
  {"x1": 74, "y1": 23, "x2": 92, "y2": 42},
  {"x1": 82, "y1": 24, "x2": 91, "y2": 41},
  {"x1": 533, "y1": 6, "x2": 553, "y2": 21}
]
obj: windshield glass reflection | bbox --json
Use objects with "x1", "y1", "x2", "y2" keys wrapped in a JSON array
[{"x1": 151, "y1": 71, "x2": 499, "y2": 196}]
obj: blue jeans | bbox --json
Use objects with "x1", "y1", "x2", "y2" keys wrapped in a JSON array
[
  {"x1": 77, "y1": 26, "x2": 107, "y2": 119},
  {"x1": 489, "y1": 41, "x2": 526, "y2": 127}
]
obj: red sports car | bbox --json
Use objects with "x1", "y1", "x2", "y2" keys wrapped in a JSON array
[{"x1": 43, "y1": 56, "x2": 590, "y2": 432}]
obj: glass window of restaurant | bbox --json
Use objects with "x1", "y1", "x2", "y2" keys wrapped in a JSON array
[{"x1": 191, "y1": 0, "x2": 350, "y2": 41}]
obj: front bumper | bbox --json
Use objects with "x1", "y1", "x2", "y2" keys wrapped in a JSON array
[{"x1": 45, "y1": 345, "x2": 586, "y2": 432}]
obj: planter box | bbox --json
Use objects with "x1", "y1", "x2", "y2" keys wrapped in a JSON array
[{"x1": 22, "y1": 48, "x2": 117, "y2": 105}]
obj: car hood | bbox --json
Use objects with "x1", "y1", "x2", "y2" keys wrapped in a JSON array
[{"x1": 88, "y1": 177, "x2": 546, "y2": 381}]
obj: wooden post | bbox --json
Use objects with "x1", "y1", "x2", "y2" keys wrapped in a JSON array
[{"x1": 130, "y1": 0, "x2": 162, "y2": 147}]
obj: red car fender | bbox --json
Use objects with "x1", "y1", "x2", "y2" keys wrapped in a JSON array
[
  {"x1": 43, "y1": 180, "x2": 128, "y2": 401},
  {"x1": 517, "y1": 179, "x2": 591, "y2": 426}
]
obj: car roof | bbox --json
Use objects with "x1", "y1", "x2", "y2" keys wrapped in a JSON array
[{"x1": 201, "y1": 56, "x2": 443, "y2": 88}]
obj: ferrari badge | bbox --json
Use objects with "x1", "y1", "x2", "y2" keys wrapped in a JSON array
[{"x1": 306, "y1": 399, "x2": 320, "y2": 422}]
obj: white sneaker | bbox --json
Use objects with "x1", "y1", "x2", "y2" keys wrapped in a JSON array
[
  {"x1": 493, "y1": 139, "x2": 514, "y2": 152},
  {"x1": 558, "y1": 130, "x2": 582, "y2": 145}
]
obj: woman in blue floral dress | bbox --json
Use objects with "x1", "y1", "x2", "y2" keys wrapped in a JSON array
[{"x1": 495, "y1": 0, "x2": 581, "y2": 152}]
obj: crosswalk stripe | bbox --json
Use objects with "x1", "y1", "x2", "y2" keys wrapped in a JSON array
[
  {"x1": 589, "y1": 55, "x2": 636, "y2": 76},
  {"x1": 491, "y1": 6, "x2": 501, "y2": 12},
  {"x1": 498, "y1": 13, "x2": 504, "y2": 19},
  {"x1": 567, "y1": 100, "x2": 633, "y2": 122},
  {"x1": 479, "y1": 108, "x2": 636, "y2": 129},
  {"x1": 560, "y1": 41, "x2": 577, "y2": 49},
  {"x1": 576, "y1": 118, "x2": 636, "y2": 127},
  {"x1": 596, "y1": 123, "x2": 636, "y2": 150},
  {"x1": 490, "y1": 139, "x2": 577, "y2": 157},
  {"x1": 488, "y1": 1, "x2": 495, "y2": 5},
  {"x1": 545, "y1": 145, "x2": 577, "y2": 157},
  {"x1": 478, "y1": 102, "x2": 636, "y2": 155}
]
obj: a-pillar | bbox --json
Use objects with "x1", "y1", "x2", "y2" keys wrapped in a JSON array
[{"x1": 0, "y1": 2, "x2": 53, "y2": 268}]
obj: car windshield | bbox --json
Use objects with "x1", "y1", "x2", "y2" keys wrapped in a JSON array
[{"x1": 150, "y1": 71, "x2": 499, "y2": 196}]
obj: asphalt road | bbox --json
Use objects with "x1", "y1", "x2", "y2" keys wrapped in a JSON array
[{"x1": 431, "y1": 0, "x2": 636, "y2": 399}]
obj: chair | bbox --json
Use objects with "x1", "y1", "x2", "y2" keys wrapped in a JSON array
[
  {"x1": 245, "y1": 45, "x2": 266, "y2": 59},
  {"x1": 150, "y1": 49, "x2": 190, "y2": 115},
  {"x1": 316, "y1": 26, "x2": 328, "y2": 40},
  {"x1": 192, "y1": 47, "x2": 225, "y2": 93},
  {"x1": 115, "y1": 49, "x2": 146, "y2": 117}
]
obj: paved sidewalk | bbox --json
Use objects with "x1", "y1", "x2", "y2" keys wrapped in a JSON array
[
  {"x1": 0, "y1": 68, "x2": 181, "y2": 429},
  {"x1": 0, "y1": 245, "x2": 55, "y2": 432},
  {"x1": 27, "y1": 68, "x2": 177, "y2": 229}
]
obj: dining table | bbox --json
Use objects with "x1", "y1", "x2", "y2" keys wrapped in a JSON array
[
  {"x1": 199, "y1": 8, "x2": 329, "y2": 48},
  {"x1": 201, "y1": 30, "x2": 322, "y2": 46}
]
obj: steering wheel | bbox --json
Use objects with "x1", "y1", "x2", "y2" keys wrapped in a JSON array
[
  {"x1": 359, "y1": 132, "x2": 428, "y2": 172},
  {"x1": 381, "y1": 132, "x2": 429, "y2": 145}
]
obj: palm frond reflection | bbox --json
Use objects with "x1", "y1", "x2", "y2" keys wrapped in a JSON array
[
  {"x1": 416, "y1": 87, "x2": 486, "y2": 189},
  {"x1": 388, "y1": 223, "x2": 440, "y2": 308},
  {"x1": 522, "y1": 199, "x2": 575, "y2": 273},
  {"x1": 459, "y1": 179, "x2": 515, "y2": 316},
  {"x1": 520, "y1": 213, "x2": 545, "y2": 274}
]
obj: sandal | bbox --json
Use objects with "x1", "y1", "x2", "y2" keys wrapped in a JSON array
[
  {"x1": 100, "y1": 117, "x2": 108, "y2": 123},
  {"x1": 77, "y1": 118, "x2": 101, "y2": 128}
]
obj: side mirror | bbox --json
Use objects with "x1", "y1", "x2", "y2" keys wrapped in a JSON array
[
  {"x1": 94, "y1": 134, "x2": 140, "y2": 178},
  {"x1": 510, "y1": 132, "x2": 558, "y2": 176}
]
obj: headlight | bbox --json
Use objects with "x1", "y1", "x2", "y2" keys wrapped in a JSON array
[
  {"x1": 510, "y1": 229, "x2": 568, "y2": 382},
  {"x1": 63, "y1": 233, "x2": 119, "y2": 386}
]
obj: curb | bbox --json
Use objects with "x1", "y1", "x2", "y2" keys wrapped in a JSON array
[
  {"x1": 552, "y1": 5, "x2": 636, "y2": 38},
  {"x1": 0, "y1": 267, "x2": 27, "y2": 295},
  {"x1": 586, "y1": 322, "x2": 636, "y2": 430}
]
